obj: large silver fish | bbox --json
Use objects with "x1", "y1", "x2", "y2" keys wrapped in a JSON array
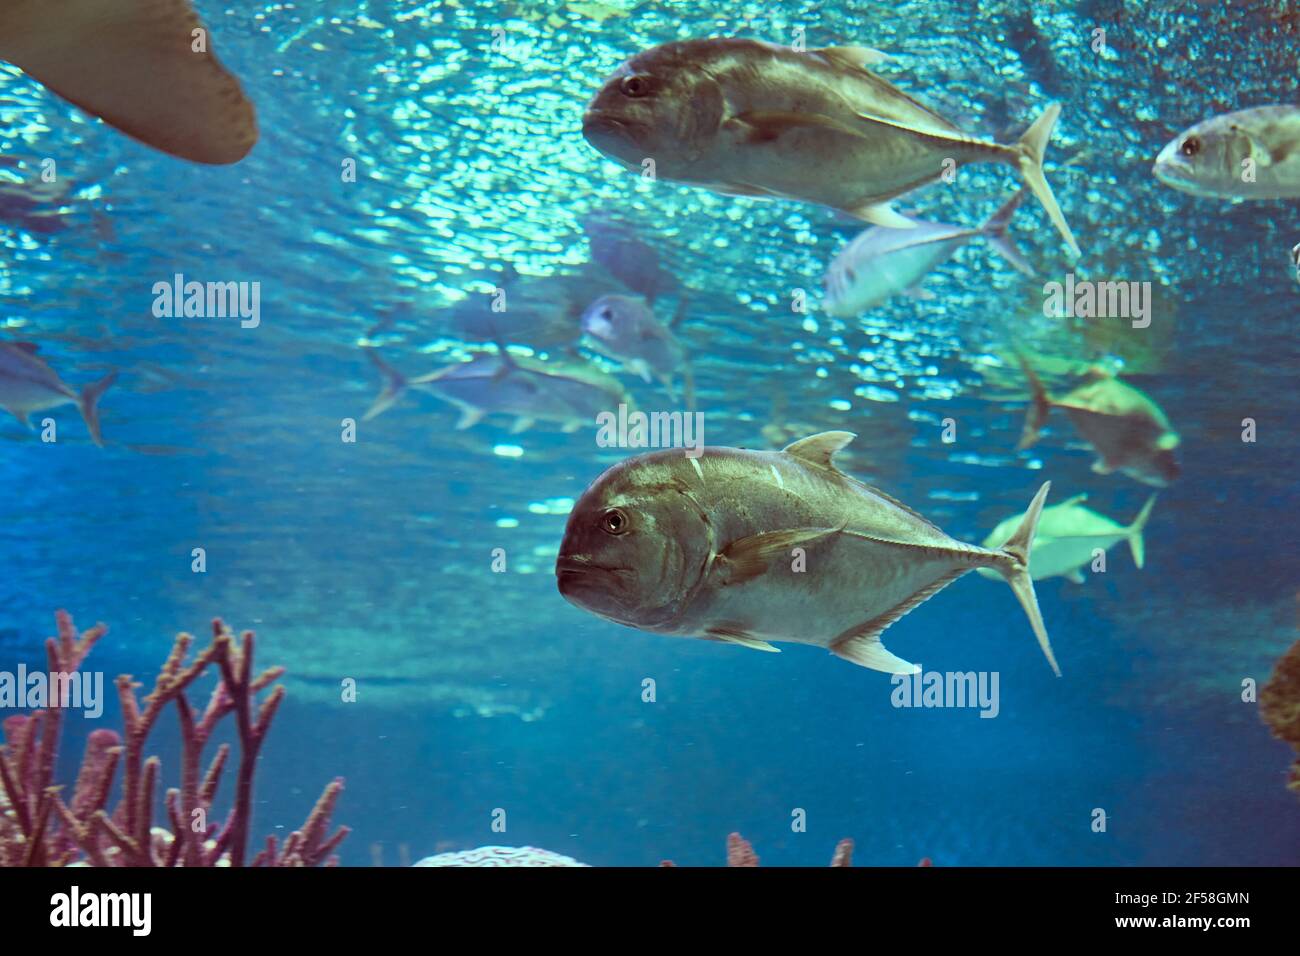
[
  {"x1": 1018, "y1": 358, "x2": 1180, "y2": 487},
  {"x1": 822, "y1": 189, "x2": 1033, "y2": 316},
  {"x1": 0, "y1": 341, "x2": 116, "y2": 446},
  {"x1": 363, "y1": 348, "x2": 631, "y2": 433},
  {"x1": 0, "y1": 0, "x2": 256, "y2": 164},
  {"x1": 579, "y1": 293, "x2": 692, "y2": 405},
  {"x1": 582, "y1": 38, "x2": 1080, "y2": 255},
  {"x1": 1154, "y1": 105, "x2": 1300, "y2": 199},
  {"x1": 556, "y1": 431, "x2": 1060, "y2": 675}
]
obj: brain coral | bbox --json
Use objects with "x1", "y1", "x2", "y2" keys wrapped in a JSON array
[{"x1": 413, "y1": 846, "x2": 589, "y2": 867}]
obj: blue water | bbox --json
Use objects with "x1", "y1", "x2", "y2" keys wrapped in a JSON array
[{"x1": 2, "y1": 1, "x2": 1298, "y2": 866}]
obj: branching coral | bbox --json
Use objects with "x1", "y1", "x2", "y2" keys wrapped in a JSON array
[
  {"x1": 1260, "y1": 636, "x2": 1300, "y2": 797},
  {"x1": 0, "y1": 611, "x2": 348, "y2": 866},
  {"x1": 660, "y1": 833, "x2": 930, "y2": 867}
]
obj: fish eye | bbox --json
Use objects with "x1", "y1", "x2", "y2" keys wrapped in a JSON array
[
  {"x1": 1180, "y1": 136, "x2": 1202, "y2": 157},
  {"x1": 601, "y1": 508, "x2": 630, "y2": 535},
  {"x1": 619, "y1": 74, "x2": 655, "y2": 98}
]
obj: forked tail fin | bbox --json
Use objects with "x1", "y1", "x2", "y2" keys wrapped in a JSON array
[
  {"x1": 1126, "y1": 494, "x2": 1158, "y2": 569},
  {"x1": 993, "y1": 481, "x2": 1060, "y2": 676},
  {"x1": 981, "y1": 189, "x2": 1036, "y2": 277},
  {"x1": 363, "y1": 349, "x2": 407, "y2": 420},
  {"x1": 1012, "y1": 103, "x2": 1081, "y2": 258},
  {"x1": 1016, "y1": 355, "x2": 1053, "y2": 451},
  {"x1": 78, "y1": 370, "x2": 117, "y2": 447}
]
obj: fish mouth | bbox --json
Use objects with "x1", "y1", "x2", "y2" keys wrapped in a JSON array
[
  {"x1": 581, "y1": 110, "x2": 643, "y2": 156},
  {"x1": 555, "y1": 556, "x2": 631, "y2": 600}
]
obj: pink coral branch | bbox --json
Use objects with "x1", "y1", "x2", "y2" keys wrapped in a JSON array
[{"x1": 0, "y1": 611, "x2": 347, "y2": 868}]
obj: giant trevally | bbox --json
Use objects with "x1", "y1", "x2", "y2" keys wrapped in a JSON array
[
  {"x1": 1154, "y1": 106, "x2": 1300, "y2": 199},
  {"x1": 1017, "y1": 358, "x2": 1181, "y2": 487},
  {"x1": 579, "y1": 293, "x2": 693, "y2": 406},
  {"x1": 977, "y1": 492, "x2": 1157, "y2": 584},
  {"x1": 0, "y1": 0, "x2": 257, "y2": 164},
  {"x1": 582, "y1": 39, "x2": 1080, "y2": 255},
  {"x1": 363, "y1": 348, "x2": 631, "y2": 433},
  {"x1": 556, "y1": 431, "x2": 1060, "y2": 675},
  {"x1": 822, "y1": 189, "x2": 1033, "y2": 316},
  {"x1": 0, "y1": 341, "x2": 116, "y2": 446}
]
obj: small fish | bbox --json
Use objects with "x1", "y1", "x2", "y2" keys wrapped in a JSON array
[
  {"x1": 363, "y1": 348, "x2": 631, "y2": 433},
  {"x1": 1017, "y1": 358, "x2": 1180, "y2": 487},
  {"x1": 1291, "y1": 241, "x2": 1300, "y2": 283},
  {"x1": 977, "y1": 493, "x2": 1157, "y2": 584},
  {"x1": 579, "y1": 293, "x2": 693, "y2": 405},
  {"x1": 556, "y1": 431, "x2": 1060, "y2": 675},
  {"x1": 1154, "y1": 105, "x2": 1300, "y2": 199},
  {"x1": 0, "y1": 341, "x2": 117, "y2": 446},
  {"x1": 581, "y1": 213, "x2": 682, "y2": 304},
  {"x1": 0, "y1": 0, "x2": 257, "y2": 164},
  {"x1": 582, "y1": 38, "x2": 1080, "y2": 255},
  {"x1": 823, "y1": 189, "x2": 1033, "y2": 316}
]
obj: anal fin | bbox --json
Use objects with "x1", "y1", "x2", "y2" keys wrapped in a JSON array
[
  {"x1": 829, "y1": 569, "x2": 967, "y2": 674},
  {"x1": 831, "y1": 630, "x2": 919, "y2": 675}
]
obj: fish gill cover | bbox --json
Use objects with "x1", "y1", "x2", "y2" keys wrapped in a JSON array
[{"x1": 0, "y1": 0, "x2": 1297, "y2": 868}]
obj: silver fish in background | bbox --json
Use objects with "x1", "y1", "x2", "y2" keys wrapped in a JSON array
[
  {"x1": 0, "y1": 0, "x2": 256, "y2": 164},
  {"x1": 579, "y1": 293, "x2": 693, "y2": 405},
  {"x1": 447, "y1": 264, "x2": 620, "y2": 352},
  {"x1": 0, "y1": 342, "x2": 117, "y2": 446},
  {"x1": 822, "y1": 189, "x2": 1033, "y2": 316},
  {"x1": 1154, "y1": 105, "x2": 1300, "y2": 199},
  {"x1": 1291, "y1": 241, "x2": 1300, "y2": 283},
  {"x1": 556, "y1": 431, "x2": 1060, "y2": 675},
  {"x1": 976, "y1": 492, "x2": 1156, "y2": 584},
  {"x1": 1017, "y1": 358, "x2": 1181, "y2": 487},
  {"x1": 581, "y1": 213, "x2": 682, "y2": 304},
  {"x1": 363, "y1": 348, "x2": 631, "y2": 433},
  {"x1": 582, "y1": 38, "x2": 1080, "y2": 255}
]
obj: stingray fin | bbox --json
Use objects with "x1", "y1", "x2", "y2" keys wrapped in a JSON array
[{"x1": 0, "y1": 0, "x2": 258, "y2": 164}]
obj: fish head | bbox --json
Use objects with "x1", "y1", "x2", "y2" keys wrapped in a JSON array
[
  {"x1": 580, "y1": 293, "x2": 647, "y2": 345},
  {"x1": 821, "y1": 256, "x2": 861, "y2": 317},
  {"x1": 1153, "y1": 116, "x2": 1254, "y2": 197},
  {"x1": 557, "y1": 454, "x2": 711, "y2": 629},
  {"x1": 583, "y1": 43, "x2": 725, "y2": 170}
]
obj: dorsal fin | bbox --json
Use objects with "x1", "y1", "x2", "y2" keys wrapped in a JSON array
[
  {"x1": 816, "y1": 46, "x2": 892, "y2": 74},
  {"x1": 782, "y1": 431, "x2": 855, "y2": 472}
]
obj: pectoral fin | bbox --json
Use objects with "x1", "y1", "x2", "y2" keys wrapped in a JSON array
[
  {"x1": 1065, "y1": 567, "x2": 1086, "y2": 584},
  {"x1": 705, "y1": 626, "x2": 780, "y2": 653},
  {"x1": 715, "y1": 527, "x2": 841, "y2": 586},
  {"x1": 454, "y1": 406, "x2": 486, "y2": 430},
  {"x1": 728, "y1": 111, "x2": 868, "y2": 145}
]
